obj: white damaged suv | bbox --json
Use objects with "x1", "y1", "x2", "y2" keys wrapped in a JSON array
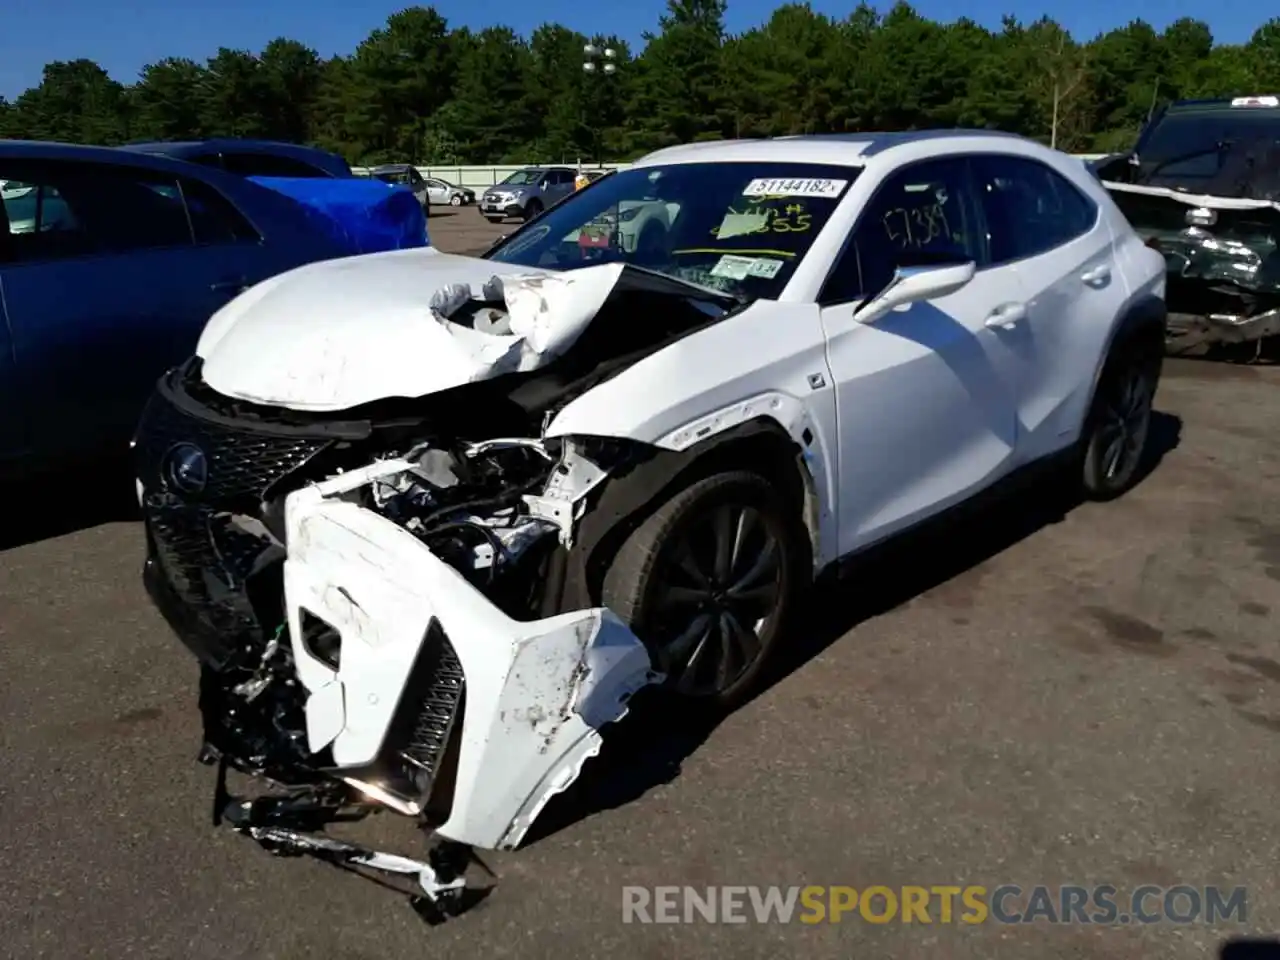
[{"x1": 133, "y1": 130, "x2": 1167, "y2": 917}]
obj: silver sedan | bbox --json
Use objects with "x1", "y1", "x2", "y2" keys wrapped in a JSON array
[{"x1": 425, "y1": 177, "x2": 475, "y2": 207}]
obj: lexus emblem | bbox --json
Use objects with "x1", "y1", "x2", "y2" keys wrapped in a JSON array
[{"x1": 163, "y1": 443, "x2": 208, "y2": 495}]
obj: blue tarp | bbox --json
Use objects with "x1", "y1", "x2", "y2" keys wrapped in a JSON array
[{"x1": 248, "y1": 176, "x2": 430, "y2": 254}]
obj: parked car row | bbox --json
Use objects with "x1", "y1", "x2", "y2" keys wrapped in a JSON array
[
  {"x1": 354, "y1": 163, "x2": 617, "y2": 222},
  {"x1": 363, "y1": 163, "x2": 477, "y2": 209}
]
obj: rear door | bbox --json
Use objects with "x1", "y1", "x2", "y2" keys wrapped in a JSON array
[
  {"x1": 971, "y1": 153, "x2": 1127, "y2": 462},
  {"x1": 546, "y1": 169, "x2": 575, "y2": 206}
]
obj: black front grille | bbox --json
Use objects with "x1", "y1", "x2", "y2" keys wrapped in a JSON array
[
  {"x1": 137, "y1": 375, "x2": 333, "y2": 669},
  {"x1": 135, "y1": 386, "x2": 330, "y2": 506}
]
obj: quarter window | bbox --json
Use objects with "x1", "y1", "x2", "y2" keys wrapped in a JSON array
[
  {"x1": 974, "y1": 155, "x2": 1098, "y2": 263},
  {"x1": 180, "y1": 178, "x2": 261, "y2": 245},
  {"x1": 822, "y1": 157, "x2": 984, "y2": 304}
]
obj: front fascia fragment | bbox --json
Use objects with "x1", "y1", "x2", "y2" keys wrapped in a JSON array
[{"x1": 282, "y1": 460, "x2": 661, "y2": 851}]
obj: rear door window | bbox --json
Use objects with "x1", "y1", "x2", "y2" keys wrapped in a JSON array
[
  {"x1": 973, "y1": 155, "x2": 1098, "y2": 263},
  {"x1": 0, "y1": 162, "x2": 195, "y2": 262}
]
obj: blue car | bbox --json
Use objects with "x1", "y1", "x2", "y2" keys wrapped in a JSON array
[{"x1": 0, "y1": 140, "x2": 417, "y2": 477}]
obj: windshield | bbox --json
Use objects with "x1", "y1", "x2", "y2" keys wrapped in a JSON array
[
  {"x1": 485, "y1": 161, "x2": 857, "y2": 300},
  {"x1": 501, "y1": 169, "x2": 543, "y2": 186},
  {"x1": 1136, "y1": 110, "x2": 1280, "y2": 184},
  {"x1": 374, "y1": 170, "x2": 410, "y2": 185}
]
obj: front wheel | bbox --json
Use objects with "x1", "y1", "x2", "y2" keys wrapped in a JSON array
[
  {"x1": 450, "y1": 194, "x2": 463, "y2": 206},
  {"x1": 484, "y1": 216, "x2": 503, "y2": 224},
  {"x1": 1078, "y1": 341, "x2": 1160, "y2": 500},
  {"x1": 601, "y1": 471, "x2": 806, "y2": 711},
  {"x1": 523, "y1": 199, "x2": 543, "y2": 222}
]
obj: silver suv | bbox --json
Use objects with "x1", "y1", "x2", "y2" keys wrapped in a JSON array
[{"x1": 479, "y1": 166, "x2": 576, "y2": 223}]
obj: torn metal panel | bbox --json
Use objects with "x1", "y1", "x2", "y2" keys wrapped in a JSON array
[
  {"x1": 1104, "y1": 180, "x2": 1280, "y2": 348},
  {"x1": 283, "y1": 463, "x2": 660, "y2": 850}
]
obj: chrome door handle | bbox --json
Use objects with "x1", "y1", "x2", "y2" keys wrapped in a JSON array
[
  {"x1": 1081, "y1": 264, "x2": 1111, "y2": 285},
  {"x1": 985, "y1": 302, "x2": 1027, "y2": 330}
]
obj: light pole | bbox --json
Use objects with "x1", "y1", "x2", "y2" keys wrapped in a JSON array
[{"x1": 581, "y1": 43, "x2": 617, "y2": 166}]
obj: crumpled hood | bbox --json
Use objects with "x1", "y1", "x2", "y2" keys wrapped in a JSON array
[{"x1": 196, "y1": 248, "x2": 625, "y2": 412}]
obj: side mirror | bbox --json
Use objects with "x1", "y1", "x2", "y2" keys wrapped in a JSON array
[{"x1": 853, "y1": 260, "x2": 976, "y2": 325}]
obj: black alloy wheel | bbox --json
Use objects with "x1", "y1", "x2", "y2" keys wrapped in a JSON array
[{"x1": 602, "y1": 471, "x2": 804, "y2": 709}]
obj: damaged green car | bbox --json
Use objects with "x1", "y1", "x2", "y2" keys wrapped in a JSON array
[{"x1": 1093, "y1": 95, "x2": 1280, "y2": 357}]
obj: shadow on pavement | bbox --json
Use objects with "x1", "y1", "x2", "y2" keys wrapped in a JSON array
[
  {"x1": 0, "y1": 455, "x2": 139, "y2": 551},
  {"x1": 1221, "y1": 940, "x2": 1280, "y2": 959},
  {"x1": 527, "y1": 410, "x2": 1183, "y2": 845}
]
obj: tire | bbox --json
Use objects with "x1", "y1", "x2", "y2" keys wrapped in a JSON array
[
  {"x1": 485, "y1": 216, "x2": 503, "y2": 224},
  {"x1": 523, "y1": 199, "x2": 543, "y2": 222},
  {"x1": 1078, "y1": 334, "x2": 1162, "y2": 501},
  {"x1": 601, "y1": 471, "x2": 806, "y2": 711},
  {"x1": 450, "y1": 195, "x2": 462, "y2": 206}
]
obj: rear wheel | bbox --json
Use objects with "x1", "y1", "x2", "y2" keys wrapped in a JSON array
[
  {"x1": 450, "y1": 194, "x2": 463, "y2": 206},
  {"x1": 1078, "y1": 336, "x2": 1161, "y2": 500},
  {"x1": 602, "y1": 471, "x2": 805, "y2": 711}
]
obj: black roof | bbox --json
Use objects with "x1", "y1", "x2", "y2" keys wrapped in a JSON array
[
  {"x1": 0, "y1": 138, "x2": 246, "y2": 176},
  {"x1": 118, "y1": 138, "x2": 352, "y2": 176}
]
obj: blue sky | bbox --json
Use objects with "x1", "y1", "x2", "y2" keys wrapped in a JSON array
[{"x1": 1, "y1": 0, "x2": 1267, "y2": 100}]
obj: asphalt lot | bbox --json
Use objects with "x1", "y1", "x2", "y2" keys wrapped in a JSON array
[{"x1": 4, "y1": 206, "x2": 1280, "y2": 959}]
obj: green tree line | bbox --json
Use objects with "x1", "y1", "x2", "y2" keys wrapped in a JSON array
[{"x1": 2, "y1": 0, "x2": 1280, "y2": 165}]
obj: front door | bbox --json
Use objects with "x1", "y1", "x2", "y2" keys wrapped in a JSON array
[{"x1": 818, "y1": 156, "x2": 1021, "y2": 555}]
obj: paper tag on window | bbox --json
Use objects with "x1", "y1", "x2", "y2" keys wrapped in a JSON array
[
  {"x1": 743, "y1": 177, "x2": 848, "y2": 199},
  {"x1": 747, "y1": 257, "x2": 783, "y2": 279},
  {"x1": 710, "y1": 255, "x2": 758, "y2": 280},
  {"x1": 716, "y1": 211, "x2": 770, "y2": 239}
]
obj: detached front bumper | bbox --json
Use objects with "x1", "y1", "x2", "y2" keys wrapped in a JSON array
[{"x1": 149, "y1": 456, "x2": 659, "y2": 852}]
